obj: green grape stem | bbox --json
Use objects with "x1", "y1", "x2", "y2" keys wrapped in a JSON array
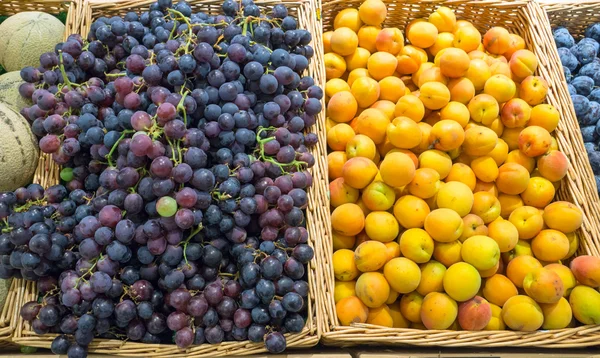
[
  {"x1": 166, "y1": 137, "x2": 183, "y2": 165},
  {"x1": 167, "y1": 8, "x2": 194, "y2": 54},
  {"x1": 104, "y1": 72, "x2": 127, "y2": 78},
  {"x1": 182, "y1": 224, "x2": 204, "y2": 264},
  {"x1": 146, "y1": 118, "x2": 164, "y2": 140},
  {"x1": 14, "y1": 197, "x2": 47, "y2": 213},
  {"x1": 255, "y1": 127, "x2": 308, "y2": 173},
  {"x1": 242, "y1": 17, "x2": 250, "y2": 36},
  {"x1": 106, "y1": 130, "x2": 135, "y2": 167},
  {"x1": 1, "y1": 218, "x2": 12, "y2": 233},
  {"x1": 177, "y1": 141, "x2": 183, "y2": 163},
  {"x1": 57, "y1": 51, "x2": 80, "y2": 89},
  {"x1": 74, "y1": 257, "x2": 99, "y2": 288},
  {"x1": 129, "y1": 168, "x2": 147, "y2": 193},
  {"x1": 177, "y1": 90, "x2": 190, "y2": 126}
]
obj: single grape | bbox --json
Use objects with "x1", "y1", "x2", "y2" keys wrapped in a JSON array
[
  {"x1": 51, "y1": 335, "x2": 70, "y2": 355},
  {"x1": 156, "y1": 196, "x2": 177, "y2": 217},
  {"x1": 265, "y1": 331, "x2": 287, "y2": 353}
]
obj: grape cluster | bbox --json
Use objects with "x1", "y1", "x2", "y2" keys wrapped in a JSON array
[{"x1": 4, "y1": 0, "x2": 322, "y2": 356}]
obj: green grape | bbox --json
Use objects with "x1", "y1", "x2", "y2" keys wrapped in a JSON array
[
  {"x1": 156, "y1": 196, "x2": 177, "y2": 217},
  {"x1": 60, "y1": 167, "x2": 74, "y2": 182}
]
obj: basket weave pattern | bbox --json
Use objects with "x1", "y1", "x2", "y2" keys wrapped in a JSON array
[
  {"x1": 8, "y1": 0, "x2": 326, "y2": 355},
  {"x1": 541, "y1": 0, "x2": 600, "y2": 40},
  {"x1": 319, "y1": 0, "x2": 600, "y2": 348}
]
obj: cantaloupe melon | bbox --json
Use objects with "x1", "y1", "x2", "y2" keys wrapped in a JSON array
[
  {"x1": 0, "y1": 102, "x2": 39, "y2": 191},
  {"x1": 0, "y1": 71, "x2": 33, "y2": 111},
  {"x1": 0, "y1": 279, "x2": 11, "y2": 310},
  {"x1": 0, "y1": 12, "x2": 65, "y2": 72}
]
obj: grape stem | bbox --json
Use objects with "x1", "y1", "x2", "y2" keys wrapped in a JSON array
[
  {"x1": 146, "y1": 119, "x2": 164, "y2": 140},
  {"x1": 166, "y1": 137, "x2": 182, "y2": 165},
  {"x1": 57, "y1": 50, "x2": 80, "y2": 89},
  {"x1": 212, "y1": 191, "x2": 232, "y2": 201},
  {"x1": 215, "y1": 34, "x2": 225, "y2": 49},
  {"x1": 182, "y1": 224, "x2": 203, "y2": 264},
  {"x1": 177, "y1": 142, "x2": 183, "y2": 163},
  {"x1": 255, "y1": 127, "x2": 308, "y2": 173},
  {"x1": 1, "y1": 218, "x2": 12, "y2": 233},
  {"x1": 13, "y1": 197, "x2": 47, "y2": 213},
  {"x1": 74, "y1": 257, "x2": 99, "y2": 288},
  {"x1": 41, "y1": 286, "x2": 60, "y2": 300},
  {"x1": 242, "y1": 17, "x2": 250, "y2": 36},
  {"x1": 105, "y1": 72, "x2": 127, "y2": 78},
  {"x1": 177, "y1": 90, "x2": 189, "y2": 126},
  {"x1": 168, "y1": 17, "x2": 178, "y2": 40},
  {"x1": 129, "y1": 168, "x2": 147, "y2": 193},
  {"x1": 50, "y1": 210, "x2": 61, "y2": 220},
  {"x1": 106, "y1": 130, "x2": 135, "y2": 168},
  {"x1": 167, "y1": 8, "x2": 194, "y2": 54}
]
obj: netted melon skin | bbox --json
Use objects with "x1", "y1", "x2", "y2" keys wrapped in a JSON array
[
  {"x1": 0, "y1": 279, "x2": 11, "y2": 310},
  {"x1": 0, "y1": 11, "x2": 64, "y2": 72},
  {"x1": 0, "y1": 71, "x2": 33, "y2": 111},
  {"x1": 0, "y1": 102, "x2": 39, "y2": 191}
]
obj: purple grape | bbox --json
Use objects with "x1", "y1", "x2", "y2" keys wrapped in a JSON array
[{"x1": 175, "y1": 326, "x2": 194, "y2": 348}]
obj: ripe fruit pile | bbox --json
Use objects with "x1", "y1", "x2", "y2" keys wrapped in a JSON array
[
  {"x1": 0, "y1": 0, "x2": 321, "y2": 356},
  {"x1": 553, "y1": 25, "x2": 600, "y2": 192},
  {"x1": 326, "y1": 1, "x2": 600, "y2": 332}
]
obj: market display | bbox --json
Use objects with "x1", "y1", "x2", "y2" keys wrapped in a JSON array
[
  {"x1": 324, "y1": 1, "x2": 598, "y2": 332},
  {"x1": 1, "y1": 0, "x2": 600, "y2": 355},
  {"x1": 0, "y1": 0, "x2": 321, "y2": 356}
]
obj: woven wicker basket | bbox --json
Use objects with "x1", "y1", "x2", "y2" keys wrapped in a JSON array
[
  {"x1": 9, "y1": 0, "x2": 326, "y2": 356},
  {"x1": 320, "y1": 0, "x2": 600, "y2": 348},
  {"x1": 0, "y1": 1, "x2": 79, "y2": 347}
]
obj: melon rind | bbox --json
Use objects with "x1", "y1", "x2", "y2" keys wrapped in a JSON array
[
  {"x1": 0, "y1": 11, "x2": 65, "y2": 72},
  {"x1": 0, "y1": 279, "x2": 11, "y2": 311},
  {"x1": 0, "y1": 71, "x2": 33, "y2": 111},
  {"x1": 0, "y1": 102, "x2": 39, "y2": 191}
]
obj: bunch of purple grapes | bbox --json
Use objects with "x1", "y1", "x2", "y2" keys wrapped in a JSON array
[{"x1": 4, "y1": 0, "x2": 322, "y2": 356}]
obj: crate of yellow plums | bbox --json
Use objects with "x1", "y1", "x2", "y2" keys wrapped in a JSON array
[{"x1": 318, "y1": 0, "x2": 600, "y2": 349}]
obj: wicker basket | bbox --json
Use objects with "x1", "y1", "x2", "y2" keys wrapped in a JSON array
[
  {"x1": 320, "y1": 0, "x2": 600, "y2": 348},
  {"x1": 9, "y1": 0, "x2": 326, "y2": 356},
  {"x1": 0, "y1": 1, "x2": 80, "y2": 347}
]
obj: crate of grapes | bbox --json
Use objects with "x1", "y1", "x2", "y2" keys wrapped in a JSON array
[
  {"x1": 0, "y1": 0, "x2": 80, "y2": 349},
  {"x1": 5, "y1": 0, "x2": 327, "y2": 356},
  {"x1": 319, "y1": 0, "x2": 600, "y2": 349}
]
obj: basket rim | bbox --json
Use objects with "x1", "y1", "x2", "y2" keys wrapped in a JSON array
[{"x1": 319, "y1": 0, "x2": 600, "y2": 347}]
